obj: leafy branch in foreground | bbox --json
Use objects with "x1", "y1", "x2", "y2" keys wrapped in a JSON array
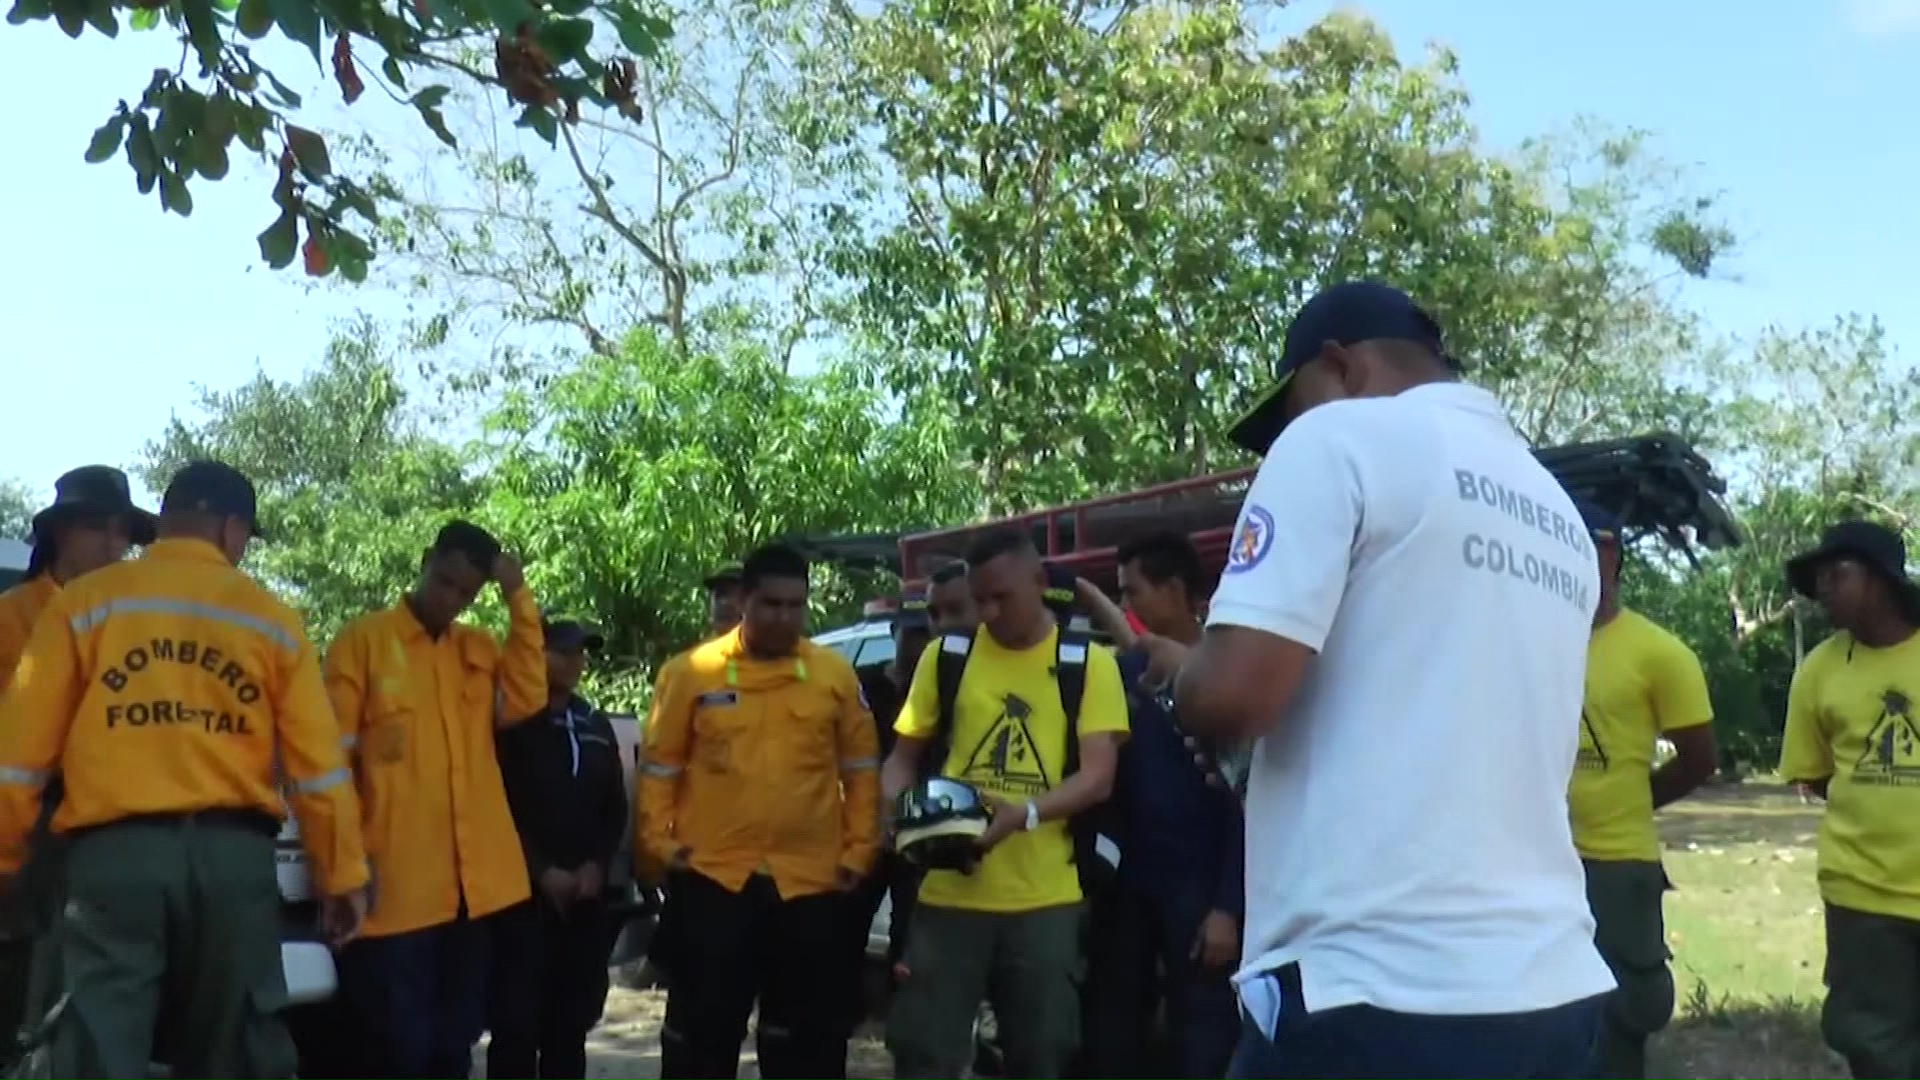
[{"x1": 6, "y1": 0, "x2": 672, "y2": 280}]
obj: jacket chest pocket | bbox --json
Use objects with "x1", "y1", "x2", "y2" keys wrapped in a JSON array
[
  {"x1": 692, "y1": 691, "x2": 750, "y2": 773},
  {"x1": 364, "y1": 674, "x2": 414, "y2": 767},
  {"x1": 458, "y1": 642, "x2": 498, "y2": 720},
  {"x1": 782, "y1": 697, "x2": 839, "y2": 770}
]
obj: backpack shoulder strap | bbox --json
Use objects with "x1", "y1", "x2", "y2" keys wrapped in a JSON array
[
  {"x1": 1055, "y1": 630, "x2": 1090, "y2": 777},
  {"x1": 927, "y1": 628, "x2": 976, "y2": 776}
]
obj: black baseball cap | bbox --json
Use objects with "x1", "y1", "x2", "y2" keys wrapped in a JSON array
[
  {"x1": 1574, "y1": 500, "x2": 1624, "y2": 543},
  {"x1": 160, "y1": 460, "x2": 266, "y2": 539},
  {"x1": 1227, "y1": 281, "x2": 1453, "y2": 455},
  {"x1": 703, "y1": 561, "x2": 744, "y2": 591},
  {"x1": 542, "y1": 617, "x2": 605, "y2": 652},
  {"x1": 31, "y1": 465, "x2": 156, "y2": 546}
]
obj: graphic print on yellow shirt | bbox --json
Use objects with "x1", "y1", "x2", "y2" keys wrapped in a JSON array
[
  {"x1": 895, "y1": 627, "x2": 1128, "y2": 914},
  {"x1": 1568, "y1": 609, "x2": 1713, "y2": 862},
  {"x1": 1779, "y1": 629, "x2": 1920, "y2": 920}
]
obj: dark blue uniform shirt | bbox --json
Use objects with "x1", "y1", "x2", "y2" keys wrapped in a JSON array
[{"x1": 1112, "y1": 649, "x2": 1244, "y2": 919}]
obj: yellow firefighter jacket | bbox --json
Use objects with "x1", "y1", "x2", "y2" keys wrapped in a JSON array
[
  {"x1": 324, "y1": 587, "x2": 546, "y2": 937},
  {"x1": 0, "y1": 539, "x2": 367, "y2": 894}
]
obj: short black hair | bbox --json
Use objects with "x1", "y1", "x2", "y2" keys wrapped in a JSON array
[
  {"x1": 741, "y1": 543, "x2": 809, "y2": 592},
  {"x1": 929, "y1": 559, "x2": 968, "y2": 586},
  {"x1": 965, "y1": 528, "x2": 1036, "y2": 569},
  {"x1": 431, "y1": 519, "x2": 502, "y2": 572},
  {"x1": 1117, "y1": 530, "x2": 1206, "y2": 597}
]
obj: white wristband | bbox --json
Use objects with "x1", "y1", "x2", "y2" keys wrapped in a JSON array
[{"x1": 1023, "y1": 801, "x2": 1040, "y2": 832}]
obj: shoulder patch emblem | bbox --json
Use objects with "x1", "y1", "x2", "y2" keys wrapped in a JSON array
[{"x1": 1224, "y1": 505, "x2": 1276, "y2": 575}]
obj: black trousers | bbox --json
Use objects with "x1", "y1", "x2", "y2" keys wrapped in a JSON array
[
  {"x1": 659, "y1": 870, "x2": 847, "y2": 1079},
  {"x1": 1080, "y1": 883, "x2": 1240, "y2": 1080},
  {"x1": 836, "y1": 855, "x2": 921, "y2": 1033},
  {"x1": 488, "y1": 895, "x2": 614, "y2": 1079}
]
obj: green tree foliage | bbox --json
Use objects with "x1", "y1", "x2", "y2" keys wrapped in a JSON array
[
  {"x1": 138, "y1": 316, "x2": 487, "y2": 642},
  {"x1": 816, "y1": 2, "x2": 1731, "y2": 512},
  {"x1": 1623, "y1": 316, "x2": 1920, "y2": 766},
  {"x1": 0, "y1": 480, "x2": 35, "y2": 543},
  {"x1": 340, "y1": 0, "x2": 843, "y2": 360},
  {"x1": 482, "y1": 328, "x2": 977, "y2": 691},
  {"x1": 113, "y1": 3, "x2": 1912, "y2": 762},
  {"x1": 8, "y1": 0, "x2": 671, "y2": 281}
]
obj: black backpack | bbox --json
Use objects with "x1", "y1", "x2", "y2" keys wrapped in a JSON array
[{"x1": 924, "y1": 627, "x2": 1113, "y2": 892}]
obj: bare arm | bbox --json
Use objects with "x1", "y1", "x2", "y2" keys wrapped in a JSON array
[
  {"x1": 1074, "y1": 579, "x2": 1139, "y2": 652},
  {"x1": 882, "y1": 735, "x2": 929, "y2": 807},
  {"x1": 1652, "y1": 726, "x2": 1717, "y2": 809},
  {"x1": 1169, "y1": 626, "x2": 1316, "y2": 743},
  {"x1": 1031, "y1": 733, "x2": 1121, "y2": 822}
]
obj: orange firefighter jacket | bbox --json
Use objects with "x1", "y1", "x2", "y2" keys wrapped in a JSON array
[
  {"x1": 324, "y1": 587, "x2": 546, "y2": 938},
  {"x1": 0, "y1": 539, "x2": 368, "y2": 894},
  {"x1": 0, "y1": 574, "x2": 60, "y2": 692},
  {"x1": 637, "y1": 629, "x2": 880, "y2": 899}
]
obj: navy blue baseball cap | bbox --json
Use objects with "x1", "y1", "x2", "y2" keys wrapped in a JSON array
[
  {"x1": 542, "y1": 616, "x2": 605, "y2": 652},
  {"x1": 1574, "y1": 500, "x2": 1624, "y2": 543},
  {"x1": 160, "y1": 460, "x2": 266, "y2": 539},
  {"x1": 1227, "y1": 281, "x2": 1453, "y2": 455},
  {"x1": 702, "y1": 561, "x2": 744, "y2": 590}
]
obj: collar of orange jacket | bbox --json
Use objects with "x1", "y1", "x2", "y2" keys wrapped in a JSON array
[
  {"x1": 13, "y1": 572, "x2": 59, "y2": 605},
  {"x1": 143, "y1": 537, "x2": 229, "y2": 566},
  {"x1": 388, "y1": 595, "x2": 453, "y2": 644},
  {"x1": 694, "y1": 626, "x2": 818, "y2": 690}
]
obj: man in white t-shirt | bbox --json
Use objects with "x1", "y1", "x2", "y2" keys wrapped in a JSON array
[{"x1": 1139, "y1": 282, "x2": 1614, "y2": 1078}]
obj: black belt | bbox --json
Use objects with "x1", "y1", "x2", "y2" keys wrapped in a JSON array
[{"x1": 70, "y1": 807, "x2": 280, "y2": 841}]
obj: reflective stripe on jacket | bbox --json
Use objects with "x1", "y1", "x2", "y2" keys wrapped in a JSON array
[
  {"x1": 636, "y1": 628, "x2": 880, "y2": 899},
  {"x1": 0, "y1": 539, "x2": 368, "y2": 894},
  {"x1": 324, "y1": 588, "x2": 547, "y2": 937}
]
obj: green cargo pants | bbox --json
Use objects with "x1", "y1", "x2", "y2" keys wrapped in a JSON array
[
  {"x1": 886, "y1": 902, "x2": 1085, "y2": 1079},
  {"x1": 1583, "y1": 859, "x2": 1675, "y2": 1079},
  {"x1": 1821, "y1": 902, "x2": 1920, "y2": 1078},
  {"x1": 49, "y1": 813, "x2": 296, "y2": 1080}
]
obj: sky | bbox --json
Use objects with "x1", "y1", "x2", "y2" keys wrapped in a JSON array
[{"x1": 3, "y1": 0, "x2": 1916, "y2": 506}]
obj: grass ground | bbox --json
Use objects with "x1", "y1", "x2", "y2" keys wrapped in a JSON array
[
  {"x1": 1652, "y1": 781, "x2": 1841, "y2": 1079},
  {"x1": 573, "y1": 780, "x2": 1844, "y2": 1078}
]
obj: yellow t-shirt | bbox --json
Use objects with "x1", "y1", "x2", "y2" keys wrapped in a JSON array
[
  {"x1": 1568, "y1": 608, "x2": 1713, "y2": 862},
  {"x1": 895, "y1": 627, "x2": 1129, "y2": 913},
  {"x1": 1779, "y1": 629, "x2": 1920, "y2": 920}
]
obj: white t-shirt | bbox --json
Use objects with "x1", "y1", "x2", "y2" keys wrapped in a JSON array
[{"x1": 1208, "y1": 381, "x2": 1614, "y2": 1018}]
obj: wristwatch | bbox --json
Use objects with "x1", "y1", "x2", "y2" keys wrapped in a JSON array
[{"x1": 1023, "y1": 801, "x2": 1041, "y2": 832}]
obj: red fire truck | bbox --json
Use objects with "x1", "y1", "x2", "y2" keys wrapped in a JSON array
[{"x1": 808, "y1": 431, "x2": 1742, "y2": 677}]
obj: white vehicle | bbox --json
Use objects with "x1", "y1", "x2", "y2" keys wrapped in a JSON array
[{"x1": 0, "y1": 538, "x2": 28, "y2": 593}]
